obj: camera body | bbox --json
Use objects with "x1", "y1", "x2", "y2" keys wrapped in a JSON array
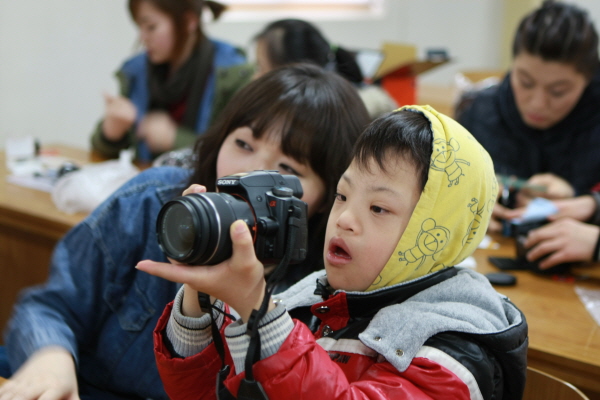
[
  {"x1": 156, "y1": 170, "x2": 308, "y2": 266},
  {"x1": 511, "y1": 218, "x2": 548, "y2": 262},
  {"x1": 510, "y1": 218, "x2": 570, "y2": 274}
]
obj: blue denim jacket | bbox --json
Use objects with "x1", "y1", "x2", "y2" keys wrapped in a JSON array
[{"x1": 4, "y1": 166, "x2": 191, "y2": 399}]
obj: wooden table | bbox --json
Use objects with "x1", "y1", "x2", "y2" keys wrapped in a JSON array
[
  {"x1": 0, "y1": 145, "x2": 101, "y2": 340},
  {"x1": 474, "y1": 234, "x2": 600, "y2": 399}
]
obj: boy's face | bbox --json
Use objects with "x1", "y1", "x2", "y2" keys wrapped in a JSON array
[{"x1": 324, "y1": 156, "x2": 421, "y2": 291}]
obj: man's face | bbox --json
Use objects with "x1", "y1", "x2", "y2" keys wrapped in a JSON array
[{"x1": 324, "y1": 156, "x2": 421, "y2": 291}]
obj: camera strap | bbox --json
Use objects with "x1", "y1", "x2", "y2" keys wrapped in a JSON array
[
  {"x1": 205, "y1": 205, "x2": 303, "y2": 399},
  {"x1": 235, "y1": 205, "x2": 304, "y2": 400},
  {"x1": 198, "y1": 292, "x2": 240, "y2": 400}
]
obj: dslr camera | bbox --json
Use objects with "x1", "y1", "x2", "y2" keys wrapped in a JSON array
[
  {"x1": 156, "y1": 170, "x2": 308, "y2": 266},
  {"x1": 511, "y1": 218, "x2": 548, "y2": 262},
  {"x1": 511, "y1": 218, "x2": 570, "y2": 274}
]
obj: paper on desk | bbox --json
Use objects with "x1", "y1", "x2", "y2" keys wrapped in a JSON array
[
  {"x1": 456, "y1": 256, "x2": 476, "y2": 269},
  {"x1": 575, "y1": 286, "x2": 600, "y2": 326},
  {"x1": 7, "y1": 173, "x2": 55, "y2": 192},
  {"x1": 7, "y1": 155, "x2": 73, "y2": 193},
  {"x1": 511, "y1": 197, "x2": 558, "y2": 223}
]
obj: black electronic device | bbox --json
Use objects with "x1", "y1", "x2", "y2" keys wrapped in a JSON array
[{"x1": 156, "y1": 170, "x2": 308, "y2": 266}]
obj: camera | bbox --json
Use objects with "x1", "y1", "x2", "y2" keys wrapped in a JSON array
[
  {"x1": 156, "y1": 170, "x2": 308, "y2": 266},
  {"x1": 510, "y1": 218, "x2": 570, "y2": 274},
  {"x1": 511, "y1": 218, "x2": 548, "y2": 262}
]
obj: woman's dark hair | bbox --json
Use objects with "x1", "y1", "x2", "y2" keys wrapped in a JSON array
[
  {"x1": 254, "y1": 19, "x2": 364, "y2": 84},
  {"x1": 128, "y1": 0, "x2": 226, "y2": 61},
  {"x1": 354, "y1": 110, "x2": 433, "y2": 192},
  {"x1": 188, "y1": 63, "x2": 370, "y2": 246},
  {"x1": 513, "y1": 0, "x2": 599, "y2": 79}
]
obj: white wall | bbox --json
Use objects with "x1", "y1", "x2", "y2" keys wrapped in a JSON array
[{"x1": 0, "y1": 0, "x2": 599, "y2": 151}]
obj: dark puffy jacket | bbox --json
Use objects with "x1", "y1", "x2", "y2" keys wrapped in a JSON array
[{"x1": 457, "y1": 69, "x2": 600, "y2": 195}]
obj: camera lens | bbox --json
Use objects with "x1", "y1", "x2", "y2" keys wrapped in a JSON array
[
  {"x1": 156, "y1": 193, "x2": 255, "y2": 265},
  {"x1": 161, "y1": 202, "x2": 197, "y2": 256}
]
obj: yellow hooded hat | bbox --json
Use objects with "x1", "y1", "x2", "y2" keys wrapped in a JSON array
[{"x1": 368, "y1": 105, "x2": 497, "y2": 291}]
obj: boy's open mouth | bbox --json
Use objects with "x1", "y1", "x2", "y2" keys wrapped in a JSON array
[
  {"x1": 331, "y1": 245, "x2": 351, "y2": 259},
  {"x1": 327, "y1": 238, "x2": 352, "y2": 263}
]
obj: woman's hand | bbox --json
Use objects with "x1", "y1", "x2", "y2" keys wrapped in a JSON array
[
  {"x1": 136, "y1": 111, "x2": 177, "y2": 154},
  {"x1": 137, "y1": 220, "x2": 268, "y2": 323},
  {"x1": 524, "y1": 218, "x2": 600, "y2": 269},
  {"x1": 488, "y1": 202, "x2": 528, "y2": 233},
  {"x1": 516, "y1": 173, "x2": 575, "y2": 207},
  {"x1": 548, "y1": 195, "x2": 596, "y2": 222},
  {"x1": 102, "y1": 93, "x2": 137, "y2": 141},
  {"x1": 0, "y1": 347, "x2": 79, "y2": 400}
]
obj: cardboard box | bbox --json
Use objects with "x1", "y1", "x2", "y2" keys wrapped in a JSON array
[{"x1": 372, "y1": 42, "x2": 450, "y2": 107}]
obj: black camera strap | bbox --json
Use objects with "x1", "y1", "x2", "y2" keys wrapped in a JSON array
[
  {"x1": 236, "y1": 205, "x2": 304, "y2": 400},
  {"x1": 198, "y1": 292, "x2": 238, "y2": 400},
  {"x1": 205, "y1": 205, "x2": 304, "y2": 400}
]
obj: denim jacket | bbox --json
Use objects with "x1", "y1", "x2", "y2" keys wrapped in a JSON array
[{"x1": 4, "y1": 166, "x2": 191, "y2": 399}]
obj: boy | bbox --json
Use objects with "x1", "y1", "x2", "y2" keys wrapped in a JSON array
[{"x1": 137, "y1": 105, "x2": 528, "y2": 399}]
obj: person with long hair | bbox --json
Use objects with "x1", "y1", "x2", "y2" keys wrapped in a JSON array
[
  {"x1": 91, "y1": 0, "x2": 253, "y2": 162},
  {"x1": 0, "y1": 64, "x2": 369, "y2": 399},
  {"x1": 253, "y1": 18, "x2": 397, "y2": 120}
]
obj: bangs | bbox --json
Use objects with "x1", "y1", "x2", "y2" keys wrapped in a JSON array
[{"x1": 244, "y1": 90, "x2": 331, "y2": 170}]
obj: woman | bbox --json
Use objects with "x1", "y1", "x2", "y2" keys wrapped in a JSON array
[
  {"x1": 0, "y1": 64, "x2": 369, "y2": 400},
  {"x1": 457, "y1": 0, "x2": 600, "y2": 232},
  {"x1": 253, "y1": 18, "x2": 397, "y2": 120},
  {"x1": 91, "y1": 0, "x2": 253, "y2": 162}
]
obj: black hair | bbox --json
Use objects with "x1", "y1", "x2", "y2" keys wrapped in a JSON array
[
  {"x1": 513, "y1": 0, "x2": 599, "y2": 79},
  {"x1": 254, "y1": 19, "x2": 364, "y2": 84},
  {"x1": 188, "y1": 63, "x2": 370, "y2": 248},
  {"x1": 353, "y1": 110, "x2": 433, "y2": 191}
]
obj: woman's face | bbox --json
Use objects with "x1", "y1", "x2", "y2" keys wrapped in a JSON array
[
  {"x1": 510, "y1": 52, "x2": 589, "y2": 130},
  {"x1": 134, "y1": 1, "x2": 177, "y2": 64},
  {"x1": 253, "y1": 39, "x2": 275, "y2": 79},
  {"x1": 216, "y1": 126, "x2": 326, "y2": 218}
]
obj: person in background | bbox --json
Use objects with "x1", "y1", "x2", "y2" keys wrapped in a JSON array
[
  {"x1": 253, "y1": 18, "x2": 398, "y2": 120},
  {"x1": 138, "y1": 105, "x2": 528, "y2": 400},
  {"x1": 456, "y1": 0, "x2": 600, "y2": 233},
  {"x1": 91, "y1": 0, "x2": 253, "y2": 162},
  {"x1": 0, "y1": 65, "x2": 369, "y2": 399}
]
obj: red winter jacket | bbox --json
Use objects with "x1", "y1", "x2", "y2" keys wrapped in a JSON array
[
  {"x1": 154, "y1": 268, "x2": 527, "y2": 399},
  {"x1": 155, "y1": 302, "x2": 472, "y2": 400}
]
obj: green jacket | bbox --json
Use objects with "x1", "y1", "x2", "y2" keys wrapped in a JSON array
[{"x1": 91, "y1": 44, "x2": 253, "y2": 160}]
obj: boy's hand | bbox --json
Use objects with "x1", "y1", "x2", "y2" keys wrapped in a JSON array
[
  {"x1": 136, "y1": 111, "x2": 177, "y2": 154},
  {"x1": 102, "y1": 93, "x2": 137, "y2": 141},
  {"x1": 137, "y1": 220, "x2": 267, "y2": 323},
  {"x1": 0, "y1": 346, "x2": 79, "y2": 400},
  {"x1": 524, "y1": 218, "x2": 600, "y2": 269}
]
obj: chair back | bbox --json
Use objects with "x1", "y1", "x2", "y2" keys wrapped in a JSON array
[{"x1": 522, "y1": 367, "x2": 589, "y2": 400}]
